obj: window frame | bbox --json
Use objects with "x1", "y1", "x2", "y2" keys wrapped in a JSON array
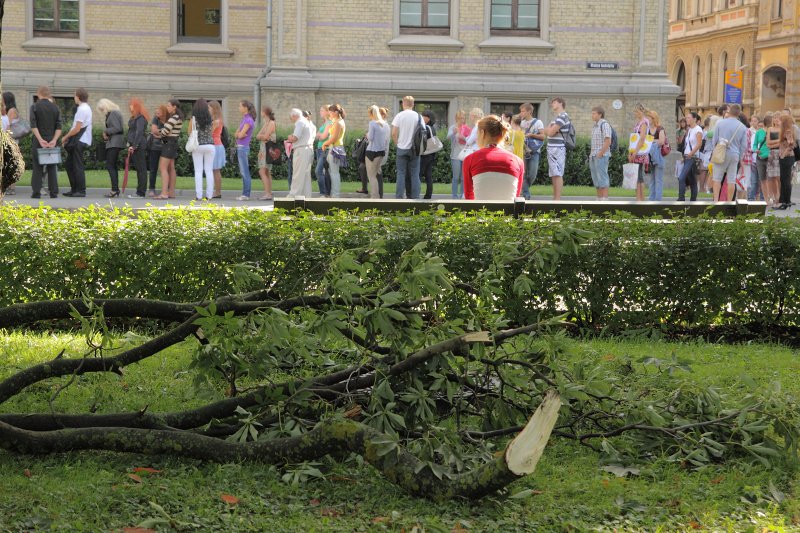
[
  {"x1": 167, "y1": 0, "x2": 233, "y2": 57},
  {"x1": 489, "y1": 0, "x2": 540, "y2": 36},
  {"x1": 23, "y1": 0, "x2": 89, "y2": 52},
  {"x1": 177, "y1": 0, "x2": 223, "y2": 44},
  {"x1": 33, "y1": 0, "x2": 79, "y2": 38},
  {"x1": 399, "y1": 0, "x2": 451, "y2": 36},
  {"x1": 397, "y1": 99, "x2": 451, "y2": 130}
]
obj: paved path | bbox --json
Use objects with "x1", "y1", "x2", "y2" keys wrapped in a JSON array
[{"x1": 2, "y1": 185, "x2": 798, "y2": 218}]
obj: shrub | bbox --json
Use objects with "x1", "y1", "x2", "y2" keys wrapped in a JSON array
[{"x1": 0, "y1": 207, "x2": 797, "y2": 332}]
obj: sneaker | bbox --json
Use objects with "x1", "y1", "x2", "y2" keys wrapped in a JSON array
[
  {"x1": 236, "y1": 195, "x2": 250, "y2": 201},
  {"x1": 127, "y1": 194, "x2": 145, "y2": 199}
]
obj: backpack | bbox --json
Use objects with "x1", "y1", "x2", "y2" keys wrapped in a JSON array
[
  {"x1": 524, "y1": 119, "x2": 544, "y2": 156},
  {"x1": 710, "y1": 122, "x2": 744, "y2": 165},
  {"x1": 411, "y1": 113, "x2": 425, "y2": 156},
  {"x1": 221, "y1": 125, "x2": 230, "y2": 149},
  {"x1": 563, "y1": 119, "x2": 576, "y2": 150},
  {"x1": 601, "y1": 119, "x2": 618, "y2": 153}
]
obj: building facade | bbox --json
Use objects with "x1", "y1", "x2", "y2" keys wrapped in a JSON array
[
  {"x1": 3, "y1": 0, "x2": 678, "y2": 136},
  {"x1": 668, "y1": 0, "x2": 800, "y2": 121}
]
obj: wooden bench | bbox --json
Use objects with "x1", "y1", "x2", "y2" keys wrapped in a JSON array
[{"x1": 274, "y1": 197, "x2": 767, "y2": 218}]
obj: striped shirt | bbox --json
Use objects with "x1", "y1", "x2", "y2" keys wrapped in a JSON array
[
  {"x1": 547, "y1": 112, "x2": 570, "y2": 147},
  {"x1": 160, "y1": 114, "x2": 182, "y2": 140}
]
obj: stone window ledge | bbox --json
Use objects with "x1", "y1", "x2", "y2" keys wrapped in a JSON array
[
  {"x1": 387, "y1": 35, "x2": 464, "y2": 51},
  {"x1": 477, "y1": 36, "x2": 554, "y2": 51},
  {"x1": 166, "y1": 43, "x2": 234, "y2": 57},
  {"x1": 22, "y1": 37, "x2": 90, "y2": 53}
]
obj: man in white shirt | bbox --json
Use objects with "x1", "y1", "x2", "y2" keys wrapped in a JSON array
[
  {"x1": 287, "y1": 108, "x2": 316, "y2": 198},
  {"x1": 61, "y1": 87, "x2": 92, "y2": 197},
  {"x1": 391, "y1": 96, "x2": 422, "y2": 199}
]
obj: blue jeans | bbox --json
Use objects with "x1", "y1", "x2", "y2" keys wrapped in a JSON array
[
  {"x1": 450, "y1": 158, "x2": 463, "y2": 198},
  {"x1": 395, "y1": 148, "x2": 420, "y2": 199},
  {"x1": 648, "y1": 163, "x2": 664, "y2": 201},
  {"x1": 315, "y1": 148, "x2": 330, "y2": 196},
  {"x1": 522, "y1": 151, "x2": 541, "y2": 199},
  {"x1": 589, "y1": 154, "x2": 610, "y2": 189},
  {"x1": 677, "y1": 157, "x2": 697, "y2": 201},
  {"x1": 747, "y1": 161, "x2": 762, "y2": 201},
  {"x1": 237, "y1": 145, "x2": 251, "y2": 197}
]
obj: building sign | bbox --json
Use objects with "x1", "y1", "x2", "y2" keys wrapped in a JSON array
[
  {"x1": 724, "y1": 70, "x2": 743, "y2": 104},
  {"x1": 586, "y1": 62, "x2": 619, "y2": 70}
]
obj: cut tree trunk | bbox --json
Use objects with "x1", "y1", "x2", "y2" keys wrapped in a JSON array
[{"x1": 0, "y1": 391, "x2": 561, "y2": 501}]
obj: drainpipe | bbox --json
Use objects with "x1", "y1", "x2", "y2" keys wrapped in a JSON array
[{"x1": 254, "y1": 0, "x2": 272, "y2": 115}]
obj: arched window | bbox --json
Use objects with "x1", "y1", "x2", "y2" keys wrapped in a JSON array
[
  {"x1": 735, "y1": 48, "x2": 746, "y2": 70},
  {"x1": 704, "y1": 54, "x2": 713, "y2": 105},
  {"x1": 692, "y1": 56, "x2": 701, "y2": 105},
  {"x1": 719, "y1": 51, "x2": 728, "y2": 103}
]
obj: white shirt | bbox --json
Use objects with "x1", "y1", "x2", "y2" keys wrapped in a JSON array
[
  {"x1": 291, "y1": 118, "x2": 315, "y2": 148},
  {"x1": 391, "y1": 109, "x2": 420, "y2": 150},
  {"x1": 74, "y1": 102, "x2": 93, "y2": 146},
  {"x1": 684, "y1": 125, "x2": 702, "y2": 156}
]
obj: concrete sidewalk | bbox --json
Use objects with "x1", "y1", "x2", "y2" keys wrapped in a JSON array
[{"x1": 1, "y1": 185, "x2": 797, "y2": 217}]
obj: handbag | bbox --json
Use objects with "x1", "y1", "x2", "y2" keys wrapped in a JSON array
[
  {"x1": 264, "y1": 139, "x2": 283, "y2": 164},
  {"x1": 63, "y1": 126, "x2": 88, "y2": 152},
  {"x1": 622, "y1": 163, "x2": 639, "y2": 189},
  {"x1": 185, "y1": 117, "x2": 199, "y2": 153},
  {"x1": 457, "y1": 145, "x2": 477, "y2": 162},
  {"x1": 10, "y1": 119, "x2": 31, "y2": 139},
  {"x1": 628, "y1": 132, "x2": 654, "y2": 155},
  {"x1": 422, "y1": 135, "x2": 443, "y2": 156}
]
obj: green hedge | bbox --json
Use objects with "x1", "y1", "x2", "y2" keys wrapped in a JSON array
[
  {"x1": 16, "y1": 129, "x2": 630, "y2": 186},
  {"x1": 1, "y1": 207, "x2": 797, "y2": 332}
]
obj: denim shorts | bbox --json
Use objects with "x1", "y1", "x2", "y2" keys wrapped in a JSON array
[{"x1": 213, "y1": 145, "x2": 226, "y2": 170}]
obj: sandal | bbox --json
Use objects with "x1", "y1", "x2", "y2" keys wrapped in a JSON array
[
  {"x1": 258, "y1": 195, "x2": 274, "y2": 201},
  {"x1": 153, "y1": 195, "x2": 170, "y2": 200}
]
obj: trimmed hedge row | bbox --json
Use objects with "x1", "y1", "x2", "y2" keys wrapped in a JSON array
[
  {"x1": 15, "y1": 129, "x2": 631, "y2": 187},
  {"x1": 1, "y1": 207, "x2": 798, "y2": 332}
]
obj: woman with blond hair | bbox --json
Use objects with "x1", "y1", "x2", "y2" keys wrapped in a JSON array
[
  {"x1": 255, "y1": 105, "x2": 276, "y2": 200},
  {"x1": 147, "y1": 105, "x2": 168, "y2": 197},
  {"x1": 645, "y1": 109, "x2": 666, "y2": 201},
  {"x1": 628, "y1": 103, "x2": 650, "y2": 202},
  {"x1": 126, "y1": 98, "x2": 149, "y2": 198},
  {"x1": 462, "y1": 115, "x2": 524, "y2": 200},
  {"x1": 447, "y1": 109, "x2": 468, "y2": 198},
  {"x1": 463, "y1": 107, "x2": 485, "y2": 156},
  {"x1": 764, "y1": 113, "x2": 782, "y2": 208},
  {"x1": 95, "y1": 98, "x2": 125, "y2": 197},
  {"x1": 365, "y1": 105, "x2": 389, "y2": 198},
  {"x1": 153, "y1": 99, "x2": 183, "y2": 200},
  {"x1": 207, "y1": 101, "x2": 225, "y2": 198},
  {"x1": 321, "y1": 104, "x2": 346, "y2": 198}
]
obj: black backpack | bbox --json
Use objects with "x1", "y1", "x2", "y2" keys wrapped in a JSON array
[
  {"x1": 412, "y1": 113, "x2": 425, "y2": 156},
  {"x1": 563, "y1": 120, "x2": 577, "y2": 150},
  {"x1": 221, "y1": 125, "x2": 231, "y2": 149},
  {"x1": 602, "y1": 120, "x2": 618, "y2": 152}
]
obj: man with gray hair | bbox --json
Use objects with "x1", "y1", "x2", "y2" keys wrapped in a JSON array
[
  {"x1": 286, "y1": 108, "x2": 315, "y2": 198},
  {"x1": 710, "y1": 104, "x2": 748, "y2": 202}
]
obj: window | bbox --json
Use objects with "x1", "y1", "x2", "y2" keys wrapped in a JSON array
[
  {"x1": 400, "y1": 0, "x2": 450, "y2": 35},
  {"x1": 490, "y1": 0, "x2": 539, "y2": 35},
  {"x1": 489, "y1": 102, "x2": 539, "y2": 119},
  {"x1": 178, "y1": 0, "x2": 222, "y2": 43},
  {"x1": 773, "y1": 0, "x2": 783, "y2": 18},
  {"x1": 33, "y1": 0, "x2": 79, "y2": 37},
  {"x1": 399, "y1": 100, "x2": 450, "y2": 130},
  {"x1": 675, "y1": 0, "x2": 684, "y2": 19},
  {"x1": 33, "y1": 94, "x2": 77, "y2": 125}
]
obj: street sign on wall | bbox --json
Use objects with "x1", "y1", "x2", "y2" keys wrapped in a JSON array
[{"x1": 724, "y1": 70, "x2": 743, "y2": 104}]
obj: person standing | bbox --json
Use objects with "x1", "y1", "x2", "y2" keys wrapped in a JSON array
[
  {"x1": 589, "y1": 106, "x2": 612, "y2": 200},
  {"x1": 125, "y1": 98, "x2": 149, "y2": 199},
  {"x1": 462, "y1": 116, "x2": 524, "y2": 200},
  {"x1": 315, "y1": 105, "x2": 332, "y2": 197},
  {"x1": 365, "y1": 105, "x2": 389, "y2": 199},
  {"x1": 519, "y1": 103, "x2": 544, "y2": 199},
  {"x1": 627, "y1": 103, "x2": 650, "y2": 202},
  {"x1": 542, "y1": 97, "x2": 570, "y2": 200},
  {"x1": 646, "y1": 110, "x2": 667, "y2": 201},
  {"x1": 286, "y1": 108, "x2": 316, "y2": 198},
  {"x1": 391, "y1": 96, "x2": 422, "y2": 199},
  {"x1": 235, "y1": 100, "x2": 257, "y2": 201},
  {"x1": 153, "y1": 99, "x2": 183, "y2": 200},
  {"x1": 321, "y1": 104, "x2": 346, "y2": 198},
  {"x1": 255, "y1": 105, "x2": 276, "y2": 200},
  {"x1": 2, "y1": 92, "x2": 20, "y2": 195},
  {"x1": 208, "y1": 101, "x2": 226, "y2": 199},
  {"x1": 61, "y1": 88, "x2": 92, "y2": 197},
  {"x1": 747, "y1": 114, "x2": 761, "y2": 201},
  {"x1": 446, "y1": 109, "x2": 467, "y2": 198},
  {"x1": 147, "y1": 105, "x2": 167, "y2": 197},
  {"x1": 29, "y1": 86, "x2": 62, "y2": 199},
  {"x1": 189, "y1": 98, "x2": 215, "y2": 201},
  {"x1": 776, "y1": 113, "x2": 796, "y2": 210},
  {"x1": 420, "y1": 109, "x2": 438, "y2": 199},
  {"x1": 710, "y1": 104, "x2": 748, "y2": 203},
  {"x1": 96, "y1": 99, "x2": 125, "y2": 198},
  {"x1": 677, "y1": 112, "x2": 702, "y2": 201}
]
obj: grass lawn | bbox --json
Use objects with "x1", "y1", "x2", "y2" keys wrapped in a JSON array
[
  {"x1": 16, "y1": 170, "x2": 716, "y2": 199},
  {"x1": 0, "y1": 334, "x2": 797, "y2": 532}
]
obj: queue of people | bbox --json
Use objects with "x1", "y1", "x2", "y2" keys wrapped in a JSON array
[{"x1": 2, "y1": 88, "x2": 795, "y2": 206}]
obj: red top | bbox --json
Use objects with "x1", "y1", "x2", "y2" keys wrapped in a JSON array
[
  {"x1": 462, "y1": 146, "x2": 524, "y2": 200},
  {"x1": 212, "y1": 123, "x2": 223, "y2": 146}
]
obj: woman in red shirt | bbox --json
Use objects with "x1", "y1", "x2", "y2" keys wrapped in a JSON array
[{"x1": 462, "y1": 115, "x2": 524, "y2": 200}]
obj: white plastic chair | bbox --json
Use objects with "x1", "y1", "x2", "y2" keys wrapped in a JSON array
[{"x1": 472, "y1": 172, "x2": 519, "y2": 201}]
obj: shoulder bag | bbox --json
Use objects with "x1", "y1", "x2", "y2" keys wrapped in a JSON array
[{"x1": 185, "y1": 117, "x2": 199, "y2": 153}]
